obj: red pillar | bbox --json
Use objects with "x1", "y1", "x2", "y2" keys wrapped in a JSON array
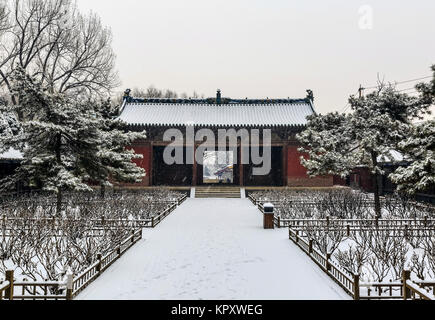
[
  {"x1": 239, "y1": 145, "x2": 244, "y2": 186},
  {"x1": 149, "y1": 142, "x2": 153, "y2": 186}
]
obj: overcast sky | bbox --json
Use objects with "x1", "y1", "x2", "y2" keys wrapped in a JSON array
[{"x1": 76, "y1": 0, "x2": 435, "y2": 115}]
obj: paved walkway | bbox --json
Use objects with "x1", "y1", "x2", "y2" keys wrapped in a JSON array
[{"x1": 78, "y1": 199, "x2": 348, "y2": 300}]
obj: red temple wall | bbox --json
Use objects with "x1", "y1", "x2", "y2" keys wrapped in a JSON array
[
  {"x1": 350, "y1": 167, "x2": 374, "y2": 192},
  {"x1": 286, "y1": 145, "x2": 334, "y2": 187}
]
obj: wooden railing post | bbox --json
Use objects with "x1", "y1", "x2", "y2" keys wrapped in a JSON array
[
  {"x1": 131, "y1": 229, "x2": 135, "y2": 243},
  {"x1": 116, "y1": 246, "x2": 121, "y2": 256},
  {"x1": 66, "y1": 272, "x2": 73, "y2": 300},
  {"x1": 353, "y1": 274, "x2": 360, "y2": 300},
  {"x1": 424, "y1": 215, "x2": 428, "y2": 227},
  {"x1": 295, "y1": 230, "x2": 299, "y2": 243},
  {"x1": 5, "y1": 270, "x2": 14, "y2": 300},
  {"x1": 308, "y1": 239, "x2": 313, "y2": 254},
  {"x1": 403, "y1": 270, "x2": 411, "y2": 300},
  {"x1": 404, "y1": 224, "x2": 409, "y2": 240},
  {"x1": 326, "y1": 253, "x2": 331, "y2": 272},
  {"x1": 346, "y1": 224, "x2": 350, "y2": 237},
  {"x1": 151, "y1": 216, "x2": 155, "y2": 228},
  {"x1": 96, "y1": 253, "x2": 102, "y2": 273}
]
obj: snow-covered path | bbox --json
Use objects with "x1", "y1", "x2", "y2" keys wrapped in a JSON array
[{"x1": 78, "y1": 199, "x2": 349, "y2": 300}]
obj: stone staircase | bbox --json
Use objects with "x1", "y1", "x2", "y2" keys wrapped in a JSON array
[{"x1": 195, "y1": 186, "x2": 241, "y2": 199}]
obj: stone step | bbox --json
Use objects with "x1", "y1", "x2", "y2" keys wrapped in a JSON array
[
  {"x1": 196, "y1": 195, "x2": 241, "y2": 198},
  {"x1": 194, "y1": 187, "x2": 241, "y2": 198}
]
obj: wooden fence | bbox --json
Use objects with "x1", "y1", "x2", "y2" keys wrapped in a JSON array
[
  {"x1": 280, "y1": 218, "x2": 435, "y2": 239},
  {"x1": 288, "y1": 227, "x2": 435, "y2": 300},
  {"x1": 255, "y1": 200, "x2": 435, "y2": 229},
  {"x1": 0, "y1": 229, "x2": 142, "y2": 300},
  {"x1": 1, "y1": 194, "x2": 187, "y2": 230},
  {"x1": 249, "y1": 194, "x2": 387, "y2": 208}
]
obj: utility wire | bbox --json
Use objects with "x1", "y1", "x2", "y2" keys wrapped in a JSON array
[
  {"x1": 362, "y1": 75, "x2": 432, "y2": 90},
  {"x1": 340, "y1": 89, "x2": 360, "y2": 113},
  {"x1": 394, "y1": 76, "x2": 432, "y2": 86},
  {"x1": 397, "y1": 87, "x2": 418, "y2": 93}
]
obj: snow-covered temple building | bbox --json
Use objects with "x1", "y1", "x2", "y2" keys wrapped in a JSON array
[{"x1": 118, "y1": 89, "x2": 337, "y2": 187}]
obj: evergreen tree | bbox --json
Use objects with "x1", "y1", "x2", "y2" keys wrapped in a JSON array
[
  {"x1": 0, "y1": 67, "x2": 146, "y2": 213},
  {"x1": 390, "y1": 66, "x2": 435, "y2": 194},
  {"x1": 80, "y1": 99, "x2": 147, "y2": 197},
  {"x1": 390, "y1": 120, "x2": 435, "y2": 194}
]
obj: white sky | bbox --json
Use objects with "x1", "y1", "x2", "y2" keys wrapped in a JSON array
[{"x1": 76, "y1": 0, "x2": 435, "y2": 115}]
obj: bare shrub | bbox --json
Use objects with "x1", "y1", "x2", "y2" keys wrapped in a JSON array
[
  {"x1": 366, "y1": 231, "x2": 395, "y2": 282},
  {"x1": 311, "y1": 228, "x2": 345, "y2": 255},
  {"x1": 409, "y1": 252, "x2": 427, "y2": 280},
  {"x1": 387, "y1": 235, "x2": 409, "y2": 280},
  {"x1": 367, "y1": 256, "x2": 390, "y2": 282},
  {"x1": 335, "y1": 243, "x2": 370, "y2": 275},
  {"x1": 422, "y1": 236, "x2": 435, "y2": 278}
]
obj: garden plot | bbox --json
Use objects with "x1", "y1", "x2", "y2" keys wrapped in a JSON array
[
  {"x1": 0, "y1": 189, "x2": 184, "y2": 285},
  {"x1": 293, "y1": 223, "x2": 435, "y2": 299},
  {"x1": 251, "y1": 189, "x2": 435, "y2": 298}
]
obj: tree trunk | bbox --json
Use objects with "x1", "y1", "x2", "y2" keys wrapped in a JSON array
[
  {"x1": 371, "y1": 152, "x2": 382, "y2": 221},
  {"x1": 56, "y1": 189, "x2": 62, "y2": 215},
  {"x1": 56, "y1": 133, "x2": 62, "y2": 216}
]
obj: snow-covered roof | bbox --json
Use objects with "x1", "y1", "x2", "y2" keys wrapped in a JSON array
[
  {"x1": 119, "y1": 100, "x2": 315, "y2": 128},
  {"x1": 0, "y1": 148, "x2": 23, "y2": 160}
]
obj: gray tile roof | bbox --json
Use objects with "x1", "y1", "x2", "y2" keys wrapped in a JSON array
[
  {"x1": 119, "y1": 101, "x2": 315, "y2": 127},
  {"x1": 0, "y1": 148, "x2": 23, "y2": 160}
]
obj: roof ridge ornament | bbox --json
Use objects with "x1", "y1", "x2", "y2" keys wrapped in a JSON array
[
  {"x1": 216, "y1": 89, "x2": 222, "y2": 105},
  {"x1": 306, "y1": 89, "x2": 314, "y2": 103},
  {"x1": 123, "y1": 88, "x2": 132, "y2": 102}
]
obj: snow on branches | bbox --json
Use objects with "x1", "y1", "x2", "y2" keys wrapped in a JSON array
[
  {"x1": 298, "y1": 86, "x2": 420, "y2": 179},
  {"x1": 0, "y1": 67, "x2": 147, "y2": 209},
  {"x1": 297, "y1": 78, "x2": 434, "y2": 216},
  {"x1": 297, "y1": 112, "x2": 356, "y2": 178},
  {"x1": 391, "y1": 120, "x2": 435, "y2": 194}
]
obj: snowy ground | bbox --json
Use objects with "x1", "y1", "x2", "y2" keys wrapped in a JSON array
[{"x1": 78, "y1": 199, "x2": 349, "y2": 300}]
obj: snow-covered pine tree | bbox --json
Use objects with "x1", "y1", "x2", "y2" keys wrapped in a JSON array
[
  {"x1": 390, "y1": 120, "x2": 434, "y2": 194},
  {"x1": 78, "y1": 99, "x2": 147, "y2": 198},
  {"x1": 0, "y1": 67, "x2": 146, "y2": 213},
  {"x1": 1, "y1": 68, "x2": 96, "y2": 212},
  {"x1": 390, "y1": 65, "x2": 435, "y2": 194},
  {"x1": 297, "y1": 85, "x2": 428, "y2": 219}
]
